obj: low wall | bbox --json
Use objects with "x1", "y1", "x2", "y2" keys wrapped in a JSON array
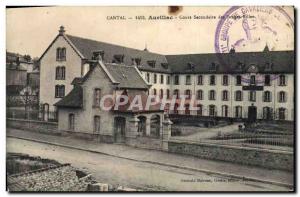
[
  {"x1": 7, "y1": 118, "x2": 59, "y2": 134},
  {"x1": 168, "y1": 140, "x2": 293, "y2": 171},
  {"x1": 126, "y1": 136, "x2": 162, "y2": 150}
]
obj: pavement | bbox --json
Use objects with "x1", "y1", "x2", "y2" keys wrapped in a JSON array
[{"x1": 6, "y1": 128, "x2": 294, "y2": 188}]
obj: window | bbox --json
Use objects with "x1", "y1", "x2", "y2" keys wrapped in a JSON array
[
  {"x1": 167, "y1": 76, "x2": 170, "y2": 84},
  {"x1": 55, "y1": 66, "x2": 65, "y2": 80},
  {"x1": 146, "y1": 73, "x2": 150, "y2": 83},
  {"x1": 209, "y1": 90, "x2": 215, "y2": 100},
  {"x1": 235, "y1": 106, "x2": 242, "y2": 118},
  {"x1": 279, "y1": 91, "x2": 286, "y2": 103},
  {"x1": 94, "y1": 116, "x2": 100, "y2": 133},
  {"x1": 222, "y1": 105, "x2": 228, "y2": 117},
  {"x1": 264, "y1": 91, "x2": 271, "y2": 102},
  {"x1": 153, "y1": 74, "x2": 157, "y2": 84},
  {"x1": 186, "y1": 75, "x2": 191, "y2": 85},
  {"x1": 68, "y1": 113, "x2": 75, "y2": 131},
  {"x1": 197, "y1": 90, "x2": 203, "y2": 100},
  {"x1": 265, "y1": 75, "x2": 271, "y2": 86},
  {"x1": 235, "y1": 90, "x2": 242, "y2": 101},
  {"x1": 166, "y1": 89, "x2": 170, "y2": 99},
  {"x1": 278, "y1": 108, "x2": 286, "y2": 120},
  {"x1": 153, "y1": 88, "x2": 157, "y2": 95},
  {"x1": 279, "y1": 75, "x2": 286, "y2": 86},
  {"x1": 209, "y1": 105, "x2": 216, "y2": 116},
  {"x1": 160, "y1": 89, "x2": 163, "y2": 99},
  {"x1": 197, "y1": 104, "x2": 203, "y2": 116},
  {"x1": 236, "y1": 75, "x2": 242, "y2": 85},
  {"x1": 197, "y1": 75, "x2": 203, "y2": 85},
  {"x1": 173, "y1": 89, "x2": 179, "y2": 99},
  {"x1": 185, "y1": 104, "x2": 190, "y2": 115},
  {"x1": 174, "y1": 75, "x2": 179, "y2": 85},
  {"x1": 185, "y1": 89, "x2": 191, "y2": 99},
  {"x1": 56, "y1": 47, "x2": 66, "y2": 61},
  {"x1": 55, "y1": 85, "x2": 65, "y2": 98},
  {"x1": 250, "y1": 75, "x2": 256, "y2": 85},
  {"x1": 222, "y1": 75, "x2": 228, "y2": 85},
  {"x1": 210, "y1": 75, "x2": 215, "y2": 85},
  {"x1": 93, "y1": 88, "x2": 101, "y2": 107},
  {"x1": 249, "y1": 91, "x2": 256, "y2": 102},
  {"x1": 160, "y1": 75, "x2": 164, "y2": 84},
  {"x1": 222, "y1": 90, "x2": 228, "y2": 101}
]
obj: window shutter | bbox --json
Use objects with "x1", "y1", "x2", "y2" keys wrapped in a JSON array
[
  {"x1": 270, "y1": 93, "x2": 272, "y2": 102},
  {"x1": 277, "y1": 92, "x2": 280, "y2": 102},
  {"x1": 285, "y1": 92, "x2": 288, "y2": 102},
  {"x1": 285, "y1": 75, "x2": 288, "y2": 86}
]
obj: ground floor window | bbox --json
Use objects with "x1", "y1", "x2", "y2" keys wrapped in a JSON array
[
  {"x1": 222, "y1": 105, "x2": 228, "y2": 117},
  {"x1": 209, "y1": 105, "x2": 216, "y2": 116},
  {"x1": 137, "y1": 116, "x2": 147, "y2": 136},
  {"x1": 235, "y1": 106, "x2": 242, "y2": 118},
  {"x1": 185, "y1": 104, "x2": 190, "y2": 115},
  {"x1": 68, "y1": 113, "x2": 75, "y2": 131},
  {"x1": 278, "y1": 108, "x2": 286, "y2": 120},
  {"x1": 197, "y1": 104, "x2": 202, "y2": 116},
  {"x1": 94, "y1": 116, "x2": 100, "y2": 133}
]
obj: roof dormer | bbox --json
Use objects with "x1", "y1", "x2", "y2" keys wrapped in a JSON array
[
  {"x1": 147, "y1": 60, "x2": 156, "y2": 68},
  {"x1": 113, "y1": 54, "x2": 124, "y2": 63},
  {"x1": 187, "y1": 62, "x2": 195, "y2": 71},
  {"x1": 161, "y1": 63, "x2": 169, "y2": 69},
  {"x1": 209, "y1": 62, "x2": 218, "y2": 71}
]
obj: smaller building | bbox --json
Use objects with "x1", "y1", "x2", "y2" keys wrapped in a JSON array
[{"x1": 54, "y1": 59, "x2": 171, "y2": 149}]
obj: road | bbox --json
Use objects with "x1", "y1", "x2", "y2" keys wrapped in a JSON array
[{"x1": 7, "y1": 137, "x2": 291, "y2": 191}]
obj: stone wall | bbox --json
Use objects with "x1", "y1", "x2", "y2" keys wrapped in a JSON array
[
  {"x1": 7, "y1": 118, "x2": 59, "y2": 134},
  {"x1": 168, "y1": 140, "x2": 293, "y2": 171}
]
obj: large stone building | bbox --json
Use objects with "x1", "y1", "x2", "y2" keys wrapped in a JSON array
[{"x1": 39, "y1": 26, "x2": 294, "y2": 124}]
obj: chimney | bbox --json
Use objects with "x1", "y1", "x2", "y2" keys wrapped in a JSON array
[
  {"x1": 59, "y1": 26, "x2": 65, "y2": 35},
  {"x1": 92, "y1": 50, "x2": 105, "y2": 61}
]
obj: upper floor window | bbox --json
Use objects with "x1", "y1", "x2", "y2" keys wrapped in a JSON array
[
  {"x1": 236, "y1": 75, "x2": 242, "y2": 86},
  {"x1": 249, "y1": 91, "x2": 256, "y2": 102},
  {"x1": 160, "y1": 89, "x2": 164, "y2": 99},
  {"x1": 173, "y1": 89, "x2": 179, "y2": 99},
  {"x1": 235, "y1": 90, "x2": 242, "y2": 101},
  {"x1": 185, "y1": 89, "x2": 191, "y2": 99},
  {"x1": 222, "y1": 90, "x2": 229, "y2": 101},
  {"x1": 146, "y1": 73, "x2": 150, "y2": 83},
  {"x1": 186, "y1": 75, "x2": 191, "y2": 85},
  {"x1": 210, "y1": 75, "x2": 215, "y2": 85},
  {"x1": 197, "y1": 75, "x2": 203, "y2": 85},
  {"x1": 167, "y1": 76, "x2": 170, "y2": 84},
  {"x1": 174, "y1": 75, "x2": 179, "y2": 85},
  {"x1": 197, "y1": 90, "x2": 203, "y2": 100},
  {"x1": 264, "y1": 91, "x2": 271, "y2": 102},
  {"x1": 223, "y1": 75, "x2": 228, "y2": 86},
  {"x1": 55, "y1": 66, "x2": 65, "y2": 80},
  {"x1": 265, "y1": 75, "x2": 271, "y2": 86},
  {"x1": 250, "y1": 75, "x2": 256, "y2": 85},
  {"x1": 209, "y1": 90, "x2": 216, "y2": 100},
  {"x1": 160, "y1": 75, "x2": 164, "y2": 84},
  {"x1": 153, "y1": 74, "x2": 157, "y2": 84},
  {"x1": 278, "y1": 91, "x2": 287, "y2": 103},
  {"x1": 166, "y1": 89, "x2": 170, "y2": 99},
  {"x1": 56, "y1": 47, "x2": 66, "y2": 61},
  {"x1": 55, "y1": 85, "x2": 65, "y2": 98},
  {"x1": 153, "y1": 88, "x2": 157, "y2": 95},
  {"x1": 93, "y1": 88, "x2": 101, "y2": 107},
  {"x1": 279, "y1": 75, "x2": 286, "y2": 86}
]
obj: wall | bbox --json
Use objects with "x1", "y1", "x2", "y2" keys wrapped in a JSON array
[
  {"x1": 7, "y1": 118, "x2": 58, "y2": 134},
  {"x1": 39, "y1": 35, "x2": 82, "y2": 111},
  {"x1": 168, "y1": 140, "x2": 293, "y2": 171}
]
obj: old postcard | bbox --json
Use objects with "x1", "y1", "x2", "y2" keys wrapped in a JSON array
[{"x1": 6, "y1": 6, "x2": 295, "y2": 192}]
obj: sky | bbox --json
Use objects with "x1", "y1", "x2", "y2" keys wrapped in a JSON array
[{"x1": 6, "y1": 6, "x2": 294, "y2": 58}]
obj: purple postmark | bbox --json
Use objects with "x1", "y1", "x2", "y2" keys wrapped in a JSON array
[{"x1": 215, "y1": 6, "x2": 294, "y2": 84}]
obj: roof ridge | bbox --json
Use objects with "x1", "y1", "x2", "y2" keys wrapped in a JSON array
[{"x1": 66, "y1": 34, "x2": 165, "y2": 56}]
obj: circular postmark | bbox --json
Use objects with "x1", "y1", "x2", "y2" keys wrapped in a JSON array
[{"x1": 215, "y1": 6, "x2": 294, "y2": 84}]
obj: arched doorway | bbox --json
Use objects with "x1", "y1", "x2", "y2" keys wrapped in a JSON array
[
  {"x1": 137, "y1": 116, "x2": 147, "y2": 136},
  {"x1": 114, "y1": 116, "x2": 126, "y2": 143},
  {"x1": 150, "y1": 114, "x2": 160, "y2": 138}
]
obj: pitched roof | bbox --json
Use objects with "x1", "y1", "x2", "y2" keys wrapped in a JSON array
[
  {"x1": 54, "y1": 86, "x2": 83, "y2": 108},
  {"x1": 166, "y1": 50, "x2": 294, "y2": 74},
  {"x1": 66, "y1": 34, "x2": 171, "y2": 73},
  {"x1": 104, "y1": 63, "x2": 149, "y2": 89}
]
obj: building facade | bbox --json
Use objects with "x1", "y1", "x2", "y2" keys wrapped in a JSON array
[{"x1": 39, "y1": 26, "x2": 294, "y2": 121}]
